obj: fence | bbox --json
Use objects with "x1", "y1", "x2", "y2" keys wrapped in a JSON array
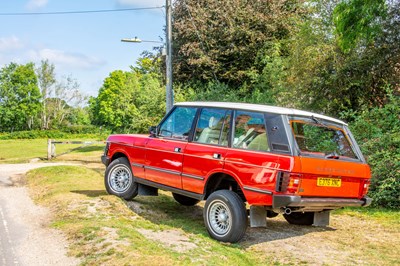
[{"x1": 47, "y1": 139, "x2": 105, "y2": 160}]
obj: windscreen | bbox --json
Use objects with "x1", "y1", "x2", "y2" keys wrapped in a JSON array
[{"x1": 290, "y1": 118, "x2": 360, "y2": 161}]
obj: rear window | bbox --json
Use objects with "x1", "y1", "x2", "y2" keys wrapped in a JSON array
[{"x1": 290, "y1": 119, "x2": 360, "y2": 161}]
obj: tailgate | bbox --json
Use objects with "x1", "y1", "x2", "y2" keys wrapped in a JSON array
[{"x1": 294, "y1": 157, "x2": 371, "y2": 198}]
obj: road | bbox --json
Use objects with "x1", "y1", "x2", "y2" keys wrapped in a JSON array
[{"x1": 0, "y1": 163, "x2": 79, "y2": 266}]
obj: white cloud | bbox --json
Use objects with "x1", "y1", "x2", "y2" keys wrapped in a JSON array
[
  {"x1": 26, "y1": 0, "x2": 49, "y2": 10},
  {"x1": 28, "y1": 48, "x2": 106, "y2": 70},
  {"x1": 0, "y1": 36, "x2": 24, "y2": 51}
]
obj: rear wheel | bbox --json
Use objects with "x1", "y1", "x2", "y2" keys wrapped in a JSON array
[
  {"x1": 283, "y1": 212, "x2": 314, "y2": 225},
  {"x1": 204, "y1": 190, "x2": 247, "y2": 243},
  {"x1": 104, "y1": 157, "x2": 138, "y2": 200},
  {"x1": 172, "y1": 193, "x2": 200, "y2": 206}
]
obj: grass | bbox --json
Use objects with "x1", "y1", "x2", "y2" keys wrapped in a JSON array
[
  {"x1": 333, "y1": 207, "x2": 400, "y2": 227},
  {"x1": 0, "y1": 139, "x2": 105, "y2": 163},
  {"x1": 4, "y1": 139, "x2": 399, "y2": 265},
  {"x1": 24, "y1": 165, "x2": 400, "y2": 266},
  {"x1": 26, "y1": 165, "x2": 265, "y2": 265}
]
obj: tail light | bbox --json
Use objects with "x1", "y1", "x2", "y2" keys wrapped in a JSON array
[
  {"x1": 359, "y1": 179, "x2": 370, "y2": 196},
  {"x1": 276, "y1": 171, "x2": 301, "y2": 194}
]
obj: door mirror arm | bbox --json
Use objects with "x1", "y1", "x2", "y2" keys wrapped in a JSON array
[{"x1": 149, "y1": 126, "x2": 158, "y2": 137}]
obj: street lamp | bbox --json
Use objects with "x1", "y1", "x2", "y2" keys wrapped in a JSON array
[
  {"x1": 121, "y1": 0, "x2": 174, "y2": 113},
  {"x1": 121, "y1": 37, "x2": 163, "y2": 44}
]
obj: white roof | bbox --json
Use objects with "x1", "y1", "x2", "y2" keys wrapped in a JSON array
[{"x1": 175, "y1": 101, "x2": 347, "y2": 125}]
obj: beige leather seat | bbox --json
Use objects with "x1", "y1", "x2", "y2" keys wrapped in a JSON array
[
  {"x1": 247, "y1": 133, "x2": 269, "y2": 151},
  {"x1": 197, "y1": 117, "x2": 220, "y2": 144}
]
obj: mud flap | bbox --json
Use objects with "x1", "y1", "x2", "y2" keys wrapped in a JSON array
[
  {"x1": 250, "y1": 206, "x2": 267, "y2": 227},
  {"x1": 313, "y1": 211, "x2": 330, "y2": 226}
]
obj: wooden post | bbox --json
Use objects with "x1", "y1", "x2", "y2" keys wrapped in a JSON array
[{"x1": 47, "y1": 139, "x2": 52, "y2": 160}]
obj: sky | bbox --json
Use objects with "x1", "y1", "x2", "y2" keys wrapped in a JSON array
[{"x1": 0, "y1": 0, "x2": 165, "y2": 96}]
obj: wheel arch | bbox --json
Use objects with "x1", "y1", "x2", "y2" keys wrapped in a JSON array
[
  {"x1": 110, "y1": 151, "x2": 129, "y2": 163},
  {"x1": 203, "y1": 171, "x2": 247, "y2": 202}
]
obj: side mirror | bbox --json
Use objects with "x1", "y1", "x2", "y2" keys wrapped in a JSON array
[{"x1": 149, "y1": 126, "x2": 157, "y2": 137}]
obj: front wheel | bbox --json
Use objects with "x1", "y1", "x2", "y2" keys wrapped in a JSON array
[
  {"x1": 283, "y1": 212, "x2": 314, "y2": 225},
  {"x1": 204, "y1": 190, "x2": 247, "y2": 243},
  {"x1": 104, "y1": 157, "x2": 138, "y2": 200}
]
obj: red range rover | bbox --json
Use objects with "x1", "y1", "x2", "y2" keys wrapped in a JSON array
[{"x1": 101, "y1": 102, "x2": 372, "y2": 242}]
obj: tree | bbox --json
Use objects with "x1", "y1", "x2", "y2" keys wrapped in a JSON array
[
  {"x1": 172, "y1": 0, "x2": 304, "y2": 87},
  {"x1": 333, "y1": 0, "x2": 387, "y2": 52},
  {"x1": 90, "y1": 70, "x2": 140, "y2": 132},
  {"x1": 280, "y1": 0, "x2": 399, "y2": 116},
  {"x1": 37, "y1": 59, "x2": 56, "y2": 129},
  {"x1": 47, "y1": 76, "x2": 86, "y2": 129},
  {"x1": 90, "y1": 55, "x2": 170, "y2": 133},
  {"x1": 0, "y1": 62, "x2": 42, "y2": 131}
]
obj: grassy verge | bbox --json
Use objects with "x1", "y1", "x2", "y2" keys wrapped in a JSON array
[
  {"x1": 0, "y1": 139, "x2": 105, "y2": 163},
  {"x1": 333, "y1": 207, "x2": 400, "y2": 227},
  {"x1": 26, "y1": 165, "x2": 400, "y2": 265},
  {"x1": 26, "y1": 166, "x2": 264, "y2": 265}
]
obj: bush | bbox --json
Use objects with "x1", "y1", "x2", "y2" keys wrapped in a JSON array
[
  {"x1": 0, "y1": 128, "x2": 109, "y2": 140},
  {"x1": 350, "y1": 89, "x2": 400, "y2": 209}
]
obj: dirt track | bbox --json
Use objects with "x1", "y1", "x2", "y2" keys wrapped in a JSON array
[{"x1": 0, "y1": 163, "x2": 79, "y2": 266}]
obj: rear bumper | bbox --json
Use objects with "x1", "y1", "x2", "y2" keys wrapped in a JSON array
[{"x1": 273, "y1": 195, "x2": 372, "y2": 209}]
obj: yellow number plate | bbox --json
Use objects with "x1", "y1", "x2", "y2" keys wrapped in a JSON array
[{"x1": 317, "y1": 178, "x2": 341, "y2": 187}]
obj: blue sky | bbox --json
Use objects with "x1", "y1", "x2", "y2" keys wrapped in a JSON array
[{"x1": 0, "y1": 0, "x2": 165, "y2": 96}]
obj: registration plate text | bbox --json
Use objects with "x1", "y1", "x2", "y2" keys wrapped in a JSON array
[{"x1": 317, "y1": 178, "x2": 341, "y2": 187}]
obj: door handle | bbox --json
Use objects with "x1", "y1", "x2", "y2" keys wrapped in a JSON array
[
  {"x1": 213, "y1": 153, "x2": 221, "y2": 159},
  {"x1": 174, "y1": 147, "x2": 182, "y2": 153}
]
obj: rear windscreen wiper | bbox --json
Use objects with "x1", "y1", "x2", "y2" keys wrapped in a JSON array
[{"x1": 325, "y1": 152, "x2": 340, "y2": 159}]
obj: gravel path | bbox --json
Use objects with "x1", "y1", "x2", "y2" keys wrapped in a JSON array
[{"x1": 0, "y1": 163, "x2": 80, "y2": 266}]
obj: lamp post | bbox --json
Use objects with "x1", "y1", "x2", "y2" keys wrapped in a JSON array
[
  {"x1": 165, "y1": 0, "x2": 173, "y2": 113},
  {"x1": 121, "y1": 0, "x2": 174, "y2": 113}
]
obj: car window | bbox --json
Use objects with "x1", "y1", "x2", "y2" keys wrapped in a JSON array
[
  {"x1": 158, "y1": 107, "x2": 197, "y2": 140},
  {"x1": 233, "y1": 111, "x2": 270, "y2": 151},
  {"x1": 291, "y1": 120, "x2": 359, "y2": 160},
  {"x1": 194, "y1": 108, "x2": 231, "y2": 146}
]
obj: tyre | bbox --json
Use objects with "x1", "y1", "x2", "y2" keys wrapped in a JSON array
[
  {"x1": 283, "y1": 212, "x2": 314, "y2": 225},
  {"x1": 104, "y1": 157, "x2": 138, "y2": 200},
  {"x1": 172, "y1": 193, "x2": 200, "y2": 206},
  {"x1": 204, "y1": 190, "x2": 247, "y2": 243}
]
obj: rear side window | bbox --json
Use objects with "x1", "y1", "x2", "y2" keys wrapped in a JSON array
[
  {"x1": 232, "y1": 111, "x2": 269, "y2": 151},
  {"x1": 194, "y1": 108, "x2": 231, "y2": 146},
  {"x1": 159, "y1": 107, "x2": 197, "y2": 140}
]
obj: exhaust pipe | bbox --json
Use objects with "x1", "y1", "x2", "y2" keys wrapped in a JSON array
[{"x1": 283, "y1": 207, "x2": 292, "y2": 215}]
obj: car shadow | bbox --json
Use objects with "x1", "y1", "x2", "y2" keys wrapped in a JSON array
[
  {"x1": 71, "y1": 190, "x2": 108, "y2": 197},
  {"x1": 72, "y1": 145, "x2": 105, "y2": 153},
  {"x1": 124, "y1": 193, "x2": 335, "y2": 247}
]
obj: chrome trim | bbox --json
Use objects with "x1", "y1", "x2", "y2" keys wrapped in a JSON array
[
  {"x1": 243, "y1": 186, "x2": 273, "y2": 195},
  {"x1": 182, "y1": 173, "x2": 204, "y2": 181},
  {"x1": 131, "y1": 163, "x2": 144, "y2": 168},
  {"x1": 145, "y1": 165, "x2": 181, "y2": 176}
]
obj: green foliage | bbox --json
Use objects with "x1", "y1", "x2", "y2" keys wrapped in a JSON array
[
  {"x1": 350, "y1": 88, "x2": 400, "y2": 209},
  {"x1": 0, "y1": 62, "x2": 42, "y2": 131},
  {"x1": 0, "y1": 129, "x2": 109, "y2": 140},
  {"x1": 281, "y1": 0, "x2": 399, "y2": 118},
  {"x1": 37, "y1": 59, "x2": 56, "y2": 129},
  {"x1": 172, "y1": 0, "x2": 304, "y2": 88},
  {"x1": 333, "y1": 0, "x2": 387, "y2": 52},
  {"x1": 185, "y1": 81, "x2": 277, "y2": 105},
  {"x1": 90, "y1": 68, "x2": 168, "y2": 133}
]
